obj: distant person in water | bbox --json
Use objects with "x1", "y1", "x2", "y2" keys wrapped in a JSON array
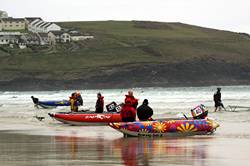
[
  {"x1": 137, "y1": 99, "x2": 154, "y2": 121},
  {"x1": 120, "y1": 98, "x2": 136, "y2": 122},
  {"x1": 75, "y1": 91, "x2": 83, "y2": 106},
  {"x1": 125, "y1": 90, "x2": 138, "y2": 109},
  {"x1": 95, "y1": 92, "x2": 104, "y2": 113},
  {"x1": 70, "y1": 93, "x2": 78, "y2": 112},
  {"x1": 213, "y1": 87, "x2": 226, "y2": 112}
]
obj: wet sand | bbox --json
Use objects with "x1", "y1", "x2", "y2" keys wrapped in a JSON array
[
  {"x1": 1, "y1": 118, "x2": 250, "y2": 166},
  {"x1": 1, "y1": 87, "x2": 250, "y2": 166}
]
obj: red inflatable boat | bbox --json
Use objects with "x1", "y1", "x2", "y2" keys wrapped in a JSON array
[{"x1": 48, "y1": 112, "x2": 122, "y2": 125}]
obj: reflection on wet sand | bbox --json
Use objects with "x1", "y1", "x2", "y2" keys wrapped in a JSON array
[
  {"x1": 53, "y1": 132, "x2": 211, "y2": 166},
  {"x1": 2, "y1": 129, "x2": 250, "y2": 166}
]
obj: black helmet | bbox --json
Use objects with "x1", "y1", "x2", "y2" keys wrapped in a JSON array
[{"x1": 143, "y1": 99, "x2": 149, "y2": 105}]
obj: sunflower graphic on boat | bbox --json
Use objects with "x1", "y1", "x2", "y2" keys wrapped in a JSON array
[
  {"x1": 153, "y1": 122, "x2": 168, "y2": 133},
  {"x1": 109, "y1": 104, "x2": 220, "y2": 137},
  {"x1": 177, "y1": 122, "x2": 197, "y2": 132}
]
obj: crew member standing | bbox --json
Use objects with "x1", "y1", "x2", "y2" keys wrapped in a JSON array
[
  {"x1": 137, "y1": 99, "x2": 154, "y2": 121},
  {"x1": 214, "y1": 87, "x2": 226, "y2": 112},
  {"x1": 70, "y1": 93, "x2": 78, "y2": 112},
  {"x1": 124, "y1": 90, "x2": 138, "y2": 109},
  {"x1": 120, "y1": 99, "x2": 136, "y2": 122},
  {"x1": 95, "y1": 92, "x2": 104, "y2": 113}
]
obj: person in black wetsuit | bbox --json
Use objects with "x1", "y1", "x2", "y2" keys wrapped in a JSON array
[
  {"x1": 75, "y1": 91, "x2": 83, "y2": 106},
  {"x1": 31, "y1": 96, "x2": 39, "y2": 104},
  {"x1": 213, "y1": 88, "x2": 226, "y2": 112},
  {"x1": 137, "y1": 99, "x2": 154, "y2": 121}
]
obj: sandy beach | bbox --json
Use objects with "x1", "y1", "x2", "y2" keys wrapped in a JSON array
[
  {"x1": 1, "y1": 86, "x2": 250, "y2": 165},
  {"x1": 1, "y1": 119, "x2": 250, "y2": 166}
]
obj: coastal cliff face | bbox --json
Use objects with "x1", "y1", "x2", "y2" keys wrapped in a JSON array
[{"x1": 0, "y1": 21, "x2": 250, "y2": 90}]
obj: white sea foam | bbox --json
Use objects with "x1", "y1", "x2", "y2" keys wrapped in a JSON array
[{"x1": 0, "y1": 85, "x2": 250, "y2": 131}]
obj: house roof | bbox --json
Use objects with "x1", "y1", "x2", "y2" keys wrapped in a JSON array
[
  {"x1": 40, "y1": 22, "x2": 50, "y2": 28},
  {"x1": 1, "y1": 17, "x2": 25, "y2": 22},
  {"x1": 43, "y1": 23, "x2": 53, "y2": 28},
  {"x1": 36, "y1": 21, "x2": 45, "y2": 27},
  {"x1": 31, "y1": 20, "x2": 43, "y2": 26},
  {"x1": 49, "y1": 31, "x2": 68, "y2": 36},
  {"x1": 45, "y1": 23, "x2": 59, "y2": 28},
  {"x1": 25, "y1": 17, "x2": 42, "y2": 23},
  {"x1": 0, "y1": 35, "x2": 19, "y2": 39},
  {"x1": 38, "y1": 22, "x2": 48, "y2": 28}
]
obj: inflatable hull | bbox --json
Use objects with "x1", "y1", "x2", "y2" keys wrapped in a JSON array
[
  {"x1": 49, "y1": 112, "x2": 122, "y2": 125},
  {"x1": 38, "y1": 100, "x2": 70, "y2": 108},
  {"x1": 31, "y1": 96, "x2": 70, "y2": 108},
  {"x1": 109, "y1": 118, "x2": 220, "y2": 137}
]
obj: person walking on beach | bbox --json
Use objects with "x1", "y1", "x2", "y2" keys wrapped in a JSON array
[
  {"x1": 124, "y1": 90, "x2": 138, "y2": 109},
  {"x1": 137, "y1": 99, "x2": 154, "y2": 121},
  {"x1": 213, "y1": 87, "x2": 226, "y2": 112},
  {"x1": 95, "y1": 92, "x2": 104, "y2": 113}
]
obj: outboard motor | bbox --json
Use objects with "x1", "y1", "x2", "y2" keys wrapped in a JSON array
[
  {"x1": 106, "y1": 102, "x2": 118, "y2": 112},
  {"x1": 106, "y1": 102, "x2": 124, "y2": 113},
  {"x1": 191, "y1": 104, "x2": 208, "y2": 119}
]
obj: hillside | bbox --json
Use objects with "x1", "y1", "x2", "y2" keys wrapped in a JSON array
[{"x1": 0, "y1": 21, "x2": 250, "y2": 90}]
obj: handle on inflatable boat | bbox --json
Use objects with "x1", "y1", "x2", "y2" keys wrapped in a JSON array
[{"x1": 182, "y1": 113, "x2": 188, "y2": 120}]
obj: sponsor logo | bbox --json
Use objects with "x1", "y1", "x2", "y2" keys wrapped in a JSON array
[
  {"x1": 85, "y1": 114, "x2": 111, "y2": 119},
  {"x1": 138, "y1": 133, "x2": 163, "y2": 137}
]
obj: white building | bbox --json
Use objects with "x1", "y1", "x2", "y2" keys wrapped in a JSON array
[
  {"x1": 28, "y1": 19, "x2": 61, "y2": 33},
  {"x1": 0, "y1": 35, "x2": 19, "y2": 45},
  {"x1": 48, "y1": 31, "x2": 71, "y2": 45},
  {"x1": 70, "y1": 32, "x2": 94, "y2": 41},
  {"x1": 0, "y1": 18, "x2": 26, "y2": 31},
  {"x1": 25, "y1": 17, "x2": 42, "y2": 29},
  {"x1": 0, "y1": 22, "x2": 2, "y2": 31},
  {"x1": 25, "y1": 17, "x2": 42, "y2": 24},
  {"x1": 44, "y1": 23, "x2": 61, "y2": 33},
  {"x1": 0, "y1": 32, "x2": 22, "y2": 35},
  {"x1": 0, "y1": 32, "x2": 21, "y2": 45},
  {"x1": 0, "y1": 35, "x2": 9, "y2": 44}
]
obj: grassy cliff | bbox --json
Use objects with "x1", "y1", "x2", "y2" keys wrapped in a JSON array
[{"x1": 0, "y1": 21, "x2": 250, "y2": 90}]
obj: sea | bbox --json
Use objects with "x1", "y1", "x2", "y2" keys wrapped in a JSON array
[{"x1": 0, "y1": 85, "x2": 250, "y2": 166}]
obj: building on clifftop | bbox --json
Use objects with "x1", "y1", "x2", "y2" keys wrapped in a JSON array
[
  {"x1": 0, "y1": 17, "x2": 26, "y2": 31},
  {"x1": 28, "y1": 18, "x2": 61, "y2": 33}
]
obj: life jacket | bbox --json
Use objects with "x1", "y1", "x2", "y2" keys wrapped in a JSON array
[
  {"x1": 70, "y1": 96, "x2": 78, "y2": 112},
  {"x1": 96, "y1": 96, "x2": 104, "y2": 109},
  {"x1": 120, "y1": 103, "x2": 136, "y2": 119},
  {"x1": 125, "y1": 95, "x2": 138, "y2": 109}
]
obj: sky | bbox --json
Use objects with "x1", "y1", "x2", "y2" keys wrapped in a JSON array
[{"x1": 2, "y1": 0, "x2": 250, "y2": 33}]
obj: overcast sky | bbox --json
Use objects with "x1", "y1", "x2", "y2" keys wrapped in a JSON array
[{"x1": 2, "y1": 0, "x2": 250, "y2": 33}]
